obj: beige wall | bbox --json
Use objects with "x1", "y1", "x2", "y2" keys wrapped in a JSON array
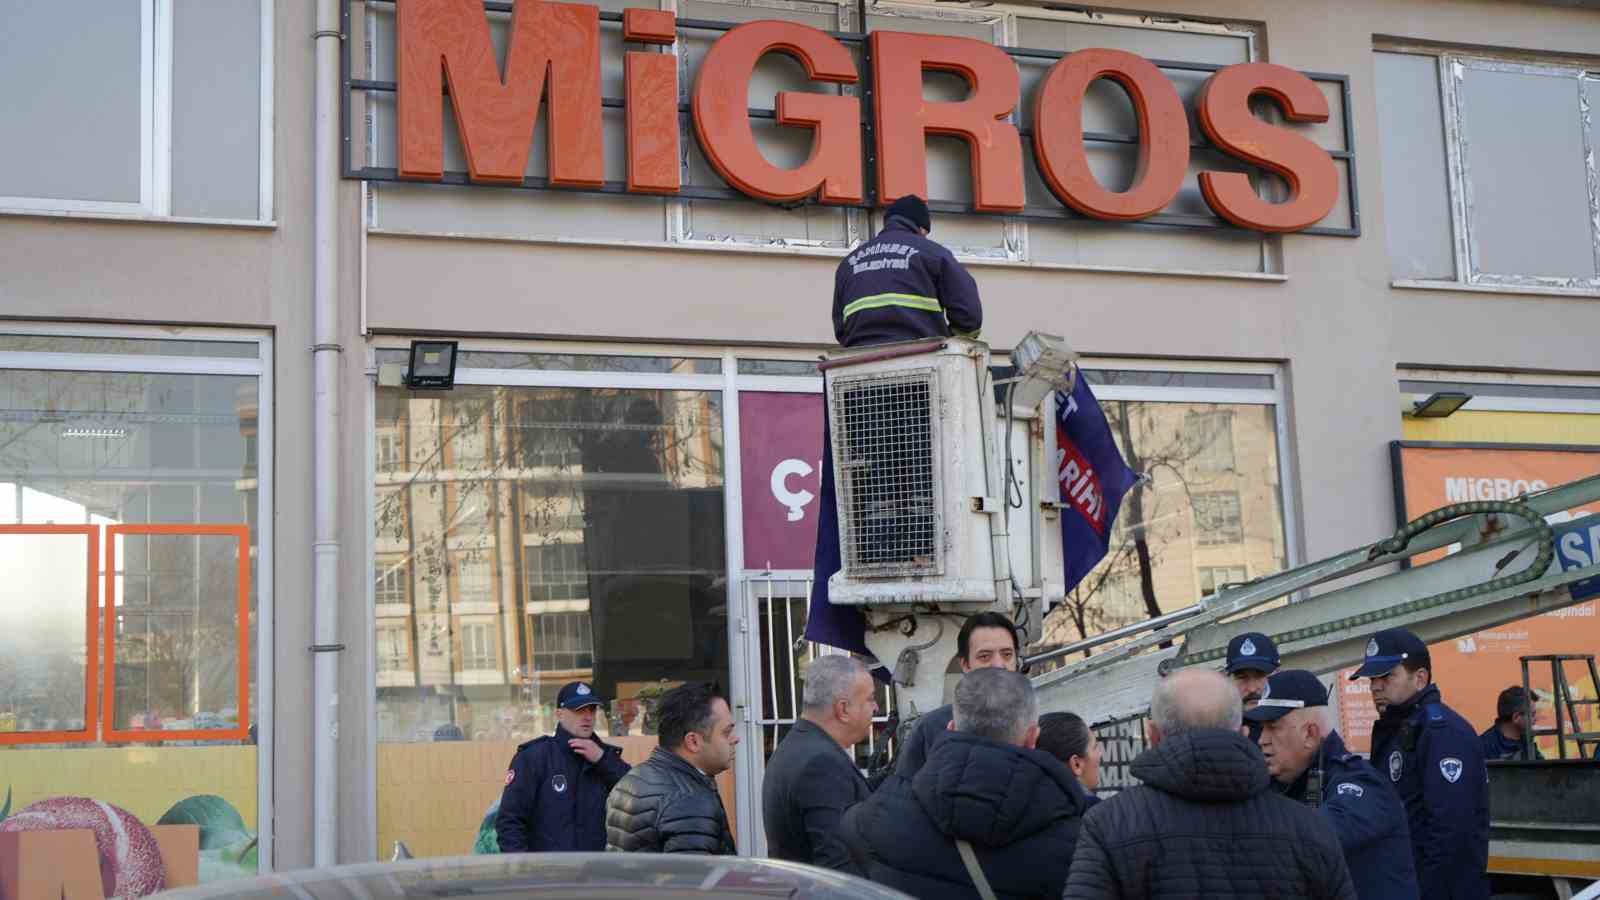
[{"x1": 2, "y1": 0, "x2": 1598, "y2": 874}]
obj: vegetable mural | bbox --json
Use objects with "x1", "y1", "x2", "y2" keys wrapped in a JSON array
[{"x1": 0, "y1": 787, "x2": 257, "y2": 894}]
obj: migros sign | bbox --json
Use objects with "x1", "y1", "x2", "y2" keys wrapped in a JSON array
[{"x1": 393, "y1": 0, "x2": 1345, "y2": 233}]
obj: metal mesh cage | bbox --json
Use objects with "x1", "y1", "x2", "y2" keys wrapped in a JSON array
[{"x1": 830, "y1": 369, "x2": 941, "y2": 576}]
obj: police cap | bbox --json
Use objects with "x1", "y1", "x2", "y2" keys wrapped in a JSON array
[
  {"x1": 1224, "y1": 632, "x2": 1280, "y2": 675},
  {"x1": 1244, "y1": 669, "x2": 1329, "y2": 722},
  {"x1": 1349, "y1": 627, "x2": 1429, "y2": 680}
]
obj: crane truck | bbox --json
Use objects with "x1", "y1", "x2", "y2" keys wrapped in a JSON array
[{"x1": 819, "y1": 333, "x2": 1600, "y2": 897}]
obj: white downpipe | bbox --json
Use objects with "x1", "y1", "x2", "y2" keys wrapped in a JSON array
[{"x1": 312, "y1": 0, "x2": 343, "y2": 868}]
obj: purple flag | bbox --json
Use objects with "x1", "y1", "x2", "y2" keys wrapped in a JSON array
[{"x1": 1056, "y1": 378, "x2": 1139, "y2": 592}]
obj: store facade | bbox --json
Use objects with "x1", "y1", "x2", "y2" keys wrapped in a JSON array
[{"x1": 2, "y1": 0, "x2": 1598, "y2": 881}]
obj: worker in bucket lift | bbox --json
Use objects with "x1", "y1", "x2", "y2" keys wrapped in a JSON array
[
  {"x1": 805, "y1": 195, "x2": 986, "y2": 665},
  {"x1": 832, "y1": 195, "x2": 983, "y2": 348}
]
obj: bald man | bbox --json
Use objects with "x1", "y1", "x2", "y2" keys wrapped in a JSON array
[{"x1": 1063, "y1": 669, "x2": 1355, "y2": 900}]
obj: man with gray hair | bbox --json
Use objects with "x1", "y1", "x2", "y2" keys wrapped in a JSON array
[
  {"x1": 1063, "y1": 668, "x2": 1356, "y2": 900},
  {"x1": 841, "y1": 669, "x2": 1089, "y2": 898},
  {"x1": 762, "y1": 654, "x2": 876, "y2": 872},
  {"x1": 1247, "y1": 670, "x2": 1418, "y2": 900}
]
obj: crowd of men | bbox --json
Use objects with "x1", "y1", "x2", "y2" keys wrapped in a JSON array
[{"x1": 491, "y1": 611, "x2": 1533, "y2": 899}]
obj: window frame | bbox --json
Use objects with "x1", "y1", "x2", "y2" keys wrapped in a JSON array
[
  {"x1": 1440, "y1": 55, "x2": 1600, "y2": 292},
  {"x1": 1191, "y1": 490, "x2": 1245, "y2": 546},
  {"x1": 363, "y1": 340, "x2": 1301, "y2": 859},
  {"x1": 0, "y1": 0, "x2": 276, "y2": 224},
  {"x1": 0, "y1": 525, "x2": 100, "y2": 746},
  {"x1": 0, "y1": 323, "x2": 274, "y2": 873}
]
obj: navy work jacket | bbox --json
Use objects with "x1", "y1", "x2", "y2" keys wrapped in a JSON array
[{"x1": 831, "y1": 218, "x2": 982, "y2": 348}]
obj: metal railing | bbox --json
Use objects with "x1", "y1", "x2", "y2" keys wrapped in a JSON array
[{"x1": 746, "y1": 574, "x2": 897, "y2": 775}]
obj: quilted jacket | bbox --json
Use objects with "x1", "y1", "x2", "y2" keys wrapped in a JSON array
[
  {"x1": 604, "y1": 748, "x2": 735, "y2": 855},
  {"x1": 843, "y1": 731, "x2": 1089, "y2": 900},
  {"x1": 1061, "y1": 728, "x2": 1356, "y2": 900}
]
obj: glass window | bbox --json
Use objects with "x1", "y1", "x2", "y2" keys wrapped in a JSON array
[
  {"x1": 0, "y1": 335, "x2": 260, "y2": 358},
  {"x1": 0, "y1": 361, "x2": 263, "y2": 882},
  {"x1": 1376, "y1": 50, "x2": 1600, "y2": 289},
  {"x1": 376, "y1": 555, "x2": 409, "y2": 606},
  {"x1": 0, "y1": 1, "x2": 268, "y2": 218},
  {"x1": 376, "y1": 426, "x2": 406, "y2": 472},
  {"x1": 527, "y1": 542, "x2": 588, "y2": 603},
  {"x1": 532, "y1": 610, "x2": 595, "y2": 673},
  {"x1": 377, "y1": 620, "x2": 413, "y2": 673},
  {"x1": 736, "y1": 359, "x2": 822, "y2": 377},
  {"x1": 459, "y1": 619, "x2": 499, "y2": 672},
  {"x1": 1199, "y1": 565, "x2": 1248, "y2": 597},
  {"x1": 454, "y1": 552, "x2": 494, "y2": 605},
  {"x1": 1193, "y1": 492, "x2": 1244, "y2": 545},
  {"x1": 1040, "y1": 399, "x2": 1286, "y2": 651},
  {"x1": 1186, "y1": 410, "x2": 1236, "y2": 473},
  {"x1": 374, "y1": 382, "x2": 727, "y2": 859}
]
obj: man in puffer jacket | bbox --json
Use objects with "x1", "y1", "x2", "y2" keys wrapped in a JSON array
[
  {"x1": 1062, "y1": 669, "x2": 1356, "y2": 900},
  {"x1": 841, "y1": 669, "x2": 1089, "y2": 900},
  {"x1": 605, "y1": 683, "x2": 737, "y2": 854}
]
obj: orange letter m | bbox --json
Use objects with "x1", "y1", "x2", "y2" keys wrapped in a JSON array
[{"x1": 397, "y1": 0, "x2": 603, "y2": 186}]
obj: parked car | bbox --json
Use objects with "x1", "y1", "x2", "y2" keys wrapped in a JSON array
[{"x1": 152, "y1": 854, "x2": 914, "y2": 899}]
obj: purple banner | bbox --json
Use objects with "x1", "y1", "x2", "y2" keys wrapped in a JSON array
[{"x1": 738, "y1": 392, "x2": 824, "y2": 571}]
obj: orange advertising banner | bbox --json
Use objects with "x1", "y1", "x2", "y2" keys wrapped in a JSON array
[{"x1": 1338, "y1": 444, "x2": 1600, "y2": 755}]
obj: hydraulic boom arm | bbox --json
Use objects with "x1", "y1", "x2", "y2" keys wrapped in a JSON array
[{"x1": 1032, "y1": 474, "x2": 1600, "y2": 725}]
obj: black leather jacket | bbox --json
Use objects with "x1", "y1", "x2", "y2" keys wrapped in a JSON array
[{"x1": 605, "y1": 748, "x2": 735, "y2": 854}]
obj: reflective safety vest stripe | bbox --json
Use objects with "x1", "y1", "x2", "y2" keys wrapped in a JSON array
[{"x1": 841, "y1": 293, "x2": 942, "y2": 319}]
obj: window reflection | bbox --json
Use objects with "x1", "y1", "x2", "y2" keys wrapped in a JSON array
[
  {"x1": 373, "y1": 385, "x2": 727, "y2": 746},
  {"x1": 1040, "y1": 401, "x2": 1285, "y2": 653}
]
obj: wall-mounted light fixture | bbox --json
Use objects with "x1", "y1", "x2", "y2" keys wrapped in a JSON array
[
  {"x1": 405, "y1": 340, "x2": 459, "y2": 390},
  {"x1": 1411, "y1": 391, "x2": 1471, "y2": 418}
]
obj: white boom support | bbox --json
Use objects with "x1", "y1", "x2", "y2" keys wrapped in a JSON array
[{"x1": 1032, "y1": 474, "x2": 1600, "y2": 726}]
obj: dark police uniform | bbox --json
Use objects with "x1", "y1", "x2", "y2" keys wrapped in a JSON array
[
  {"x1": 1355, "y1": 630, "x2": 1489, "y2": 900},
  {"x1": 495, "y1": 683, "x2": 631, "y2": 853},
  {"x1": 1225, "y1": 631, "x2": 1279, "y2": 745},
  {"x1": 1248, "y1": 670, "x2": 1419, "y2": 900}
]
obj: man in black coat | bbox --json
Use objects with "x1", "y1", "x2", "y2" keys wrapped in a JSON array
[
  {"x1": 496, "y1": 680, "x2": 630, "y2": 852},
  {"x1": 894, "y1": 611, "x2": 1020, "y2": 776},
  {"x1": 841, "y1": 668, "x2": 1088, "y2": 900},
  {"x1": 1062, "y1": 668, "x2": 1356, "y2": 900},
  {"x1": 605, "y1": 682, "x2": 738, "y2": 854},
  {"x1": 762, "y1": 655, "x2": 876, "y2": 872}
]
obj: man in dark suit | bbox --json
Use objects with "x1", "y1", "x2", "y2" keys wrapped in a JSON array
[{"x1": 762, "y1": 654, "x2": 877, "y2": 872}]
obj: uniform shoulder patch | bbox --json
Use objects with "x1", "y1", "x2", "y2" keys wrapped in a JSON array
[
  {"x1": 1388, "y1": 750, "x2": 1404, "y2": 782},
  {"x1": 1335, "y1": 782, "x2": 1365, "y2": 798},
  {"x1": 1439, "y1": 757, "x2": 1464, "y2": 783},
  {"x1": 505, "y1": 769, "x2": 515, "y2": 786}
]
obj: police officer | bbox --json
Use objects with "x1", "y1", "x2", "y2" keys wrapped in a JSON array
[
  {"x1": 1224, "y1": 631, "x2": 1279, "y2": 743},
  {"x1": 1354, "y1": 628, "x2": 1489, "y2": 899},
  {"x1": 832, "y1": 195, "x2": 982, "y2": 348},
  {"x1": 1247, "y1": 669, "x2": 1419, "y2": 900},
  {"x1": 495, "y1": 680, "x2": 631, "y2": 852}
]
